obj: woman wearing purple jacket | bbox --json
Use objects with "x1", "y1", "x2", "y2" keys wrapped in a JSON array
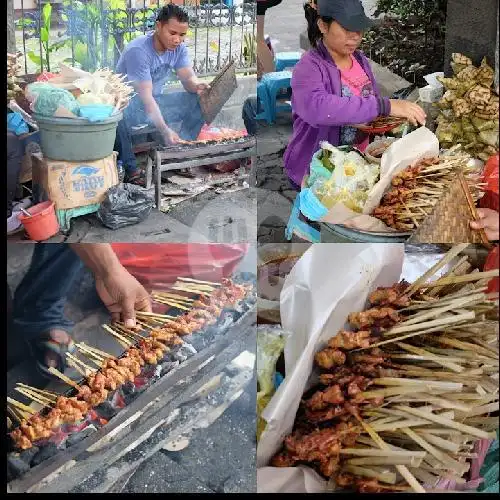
[{"x1": 284, "y1": 0, "x2": 426, "y2": 189}]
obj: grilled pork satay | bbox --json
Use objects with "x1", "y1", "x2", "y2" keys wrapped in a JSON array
[
  {"x1": 89, "y1": 387, "x2": 109, "y2": 407},
  {"x1": 77, "y1": 384, "x2": 92, "y2": 402},
  {"x1": 305, "y1": 384, "x2": 344, "y2": 410},
  {"x1": 150, "y1": 328, "x2": 183, "y2": 346},
  {"x1": 315, "y1": 348, "x2": 346, "y2": 369},
  {"x1": 368, "y1": 282, "x2": 410, "y2": 308},
  {"x1": 103, "y1": 359, "x2": 135, "y2": 382},
  {"x1": 117, "y1": 356, "x2": 142, "y2": 376},
  {"x1": 348, "y1": 307, "x2": 401, "y2": 330},
  {"x1": 327, "y1": 330, "x2": 372, "y2": 350},
  {"x1": 125, "y1": 347, "x2": 146, "y2": 367},
  {"x1": 10, "y1": 429, "x2": 32, "y2": 450}
]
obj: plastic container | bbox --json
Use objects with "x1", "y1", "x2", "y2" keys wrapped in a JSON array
[
  {"x1": 33, "y1": 111, "x2": 123, "y2": 162},
  {"x1": 78, "y1": 104, "x2": 115, "y2": 122},
  {"x1": 18, "y1": 200, "x2": 60, "y2": 241},
  {"x1": 321, "y1": 223, "x2": 410, "y2": 243}
]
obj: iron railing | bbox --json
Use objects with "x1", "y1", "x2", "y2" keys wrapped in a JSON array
[{"x1": 14, "y1": 0, "x2": 256, "y2": 77}]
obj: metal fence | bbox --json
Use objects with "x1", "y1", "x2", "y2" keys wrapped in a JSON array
[{"x1": 14, "y1": 0, "x2": 256, "y2": 77}]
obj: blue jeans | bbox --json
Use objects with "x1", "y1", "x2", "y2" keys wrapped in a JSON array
[
  {"x1": 242, "y1": 95, "x2": 258, "y2": 135},
  {"x1": 12, "y1": 244, "x2": 84, "y2": 342},
  {"x1": 114, "y1": 90, "x2": 205, "y2": 175}
]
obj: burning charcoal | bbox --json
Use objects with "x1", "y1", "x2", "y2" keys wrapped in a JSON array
[
  {"x1": 121, "y1": 381, "x2": 136, "y2": 396},
  {"x1": 31, "y1": 443, "x2": 59, "y2": 467},
  {"x1": 95, "y1": 401, "x2": 118, "y2": 421},
  {"x1": 19, "y1": 446, "x2": 39, "y2": 465},
  {"x1": 7, "y1": 453, "x2": 30, "y2": 481},
  {"x1": 66, "y1": 426, "x2": 96, "y2": 447}
]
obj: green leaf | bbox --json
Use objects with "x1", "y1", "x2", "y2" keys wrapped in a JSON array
[
  {"x1": 27, "y1": 51, "x2": 42, "y2": 65},
  {"x1": 42, "y1": 3, "x2": 52, "y2": 29},
  {"x1": 40, "y1": 27, "x2": 49, "y2": 43}
]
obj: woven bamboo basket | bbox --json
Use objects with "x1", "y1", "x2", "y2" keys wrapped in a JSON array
[{"x1": 408, "y1": 173, "x2": 489, "y2": 245}]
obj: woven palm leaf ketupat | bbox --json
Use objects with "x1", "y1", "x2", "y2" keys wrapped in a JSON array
[{"x1": 408, "y1": 174, "x2": 488, "y2": 244}]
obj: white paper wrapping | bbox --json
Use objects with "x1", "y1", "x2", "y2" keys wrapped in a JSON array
[
  {"x1": 257, "y1": 243, "x2": 404, "y2": 474},
  {"x1": 319, "y1": 127, "x2": 440, "y2": 232},
  {"x1": 256, "y1": 244, "x2": 458, "y2": 492}
]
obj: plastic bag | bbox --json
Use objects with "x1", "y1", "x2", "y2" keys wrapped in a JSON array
[
  {"x1": 110, "y1": 243, "x2": 249, "y2": 290},
  {"x1": 97, "y1": 183, "x2": 154, "y2": 230},
  {"x1": 257, "y1": 325, "x2": 290, "y2": 441},
  {"x1": 7, "y1": 112, "x2": 29, "y2": 136}
]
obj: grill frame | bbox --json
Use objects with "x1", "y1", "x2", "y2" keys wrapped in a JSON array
[
  {"x1": 7, "y1": 302, "x2": 256, "y2": 493},
  {"x1": 147, "y1": 136, "x2": 257, "y2": 210}
]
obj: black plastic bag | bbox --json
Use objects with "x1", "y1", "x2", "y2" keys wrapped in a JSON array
[{"x1": 97, "y1": 183, "x2": 154, "y2": 230}]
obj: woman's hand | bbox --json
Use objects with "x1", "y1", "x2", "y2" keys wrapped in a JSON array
[
  {"x1": 389, "y1": 99, "x2": 427, "y2": 126},
  {"x1": 470, "y1": 208, "x2": 499, "y2": 241}
]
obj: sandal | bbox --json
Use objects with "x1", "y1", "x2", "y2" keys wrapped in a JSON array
[
  {"x1": 125, "y1": 170, "x2": 146, "y2": 186},
  {"x1": 27, "y1": 330, "x2": 76, "y2": 378}
]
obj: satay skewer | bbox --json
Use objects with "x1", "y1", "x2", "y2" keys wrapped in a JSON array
[
  {"x1": 78, "y1": 343, "x2": 115, "y2": 360},
  {"x1": 15, "y1": 385, "x2": 56, "y2": 403},
  {"x1": 102, "y1": 324, "x2": 133, "y2": 347},
  {"x1": 47, "y1": 367, "x2": 80, "y2": 389},
  {"x1": 16, "y1": 384, "x2": 59, "y2": 399},
  {"x1": 135, "y1": 310, "x2": 177, "y2": 320},
  {"x1": 14, "y1": 387, "x2": 52, "y2": 407},
  {"x1": 152, "y1": 297, "x2": 191, "y2": 310},
  {"x1": 170, "y1": 286, "x2": 211, "y2": 297},
  {"x1": 66, "y1": 358, "x2": 91, "y2": 377},
  {"x1": 7, "y1": 397, "x2": 37, "y2": 415},
  {"x1": 151, "y1": 292, "x2": 194, "y2": 303},
  {"x1": 177, "y1": 277, "x2": 221, "y2": 286},
  {"x1": 7, "y1": 405, "x2": 23, "y2": 424},
  {"x1": 66, "y1": 353, "x2": 96, "y2": 375}
]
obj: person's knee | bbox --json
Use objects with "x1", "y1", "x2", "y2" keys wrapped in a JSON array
[
  {"x1": 7, "y1": 132, "x2": 23, "y2": 160},
  {"x1": 242, "y1": 96, "x2": 258, "y2": 135}
]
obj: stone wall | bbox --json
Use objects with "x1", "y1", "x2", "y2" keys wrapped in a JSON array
[{"x1": 444, "y1": 0, "x2": 498, "y2": 75}]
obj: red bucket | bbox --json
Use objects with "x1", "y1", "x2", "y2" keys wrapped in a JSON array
[{"x1": 18, "y1": 201, "x2": 60, "y2": 241}]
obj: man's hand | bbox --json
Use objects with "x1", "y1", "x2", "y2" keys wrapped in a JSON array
[
  {"x1": 162, "y1": 127, "x2": 181, "y2": 145},
  {"x1": 95, "y1": 266, "x2": 152, "y2": 328},
  {"x1": 195, "y1": 82, "x2": 210, "y2": 95},
  {"x1": 470, "y1": 208, "x2": 500, "y2": 241},
  {"x1": 69, "y1": 243, "x2": 152, "y2": 327}
]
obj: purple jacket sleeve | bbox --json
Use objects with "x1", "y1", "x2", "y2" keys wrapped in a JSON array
[{"x1": 291, "y1": 57, "x2": 388, "y2": 128}]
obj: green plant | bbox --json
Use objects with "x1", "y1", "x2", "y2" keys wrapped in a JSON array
[{"x1": 27, "y1": 3, "x2": 67, "y2": 72}]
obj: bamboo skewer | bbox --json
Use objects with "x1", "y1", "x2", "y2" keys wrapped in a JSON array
[
  {"x1": 48, "y1": 367, "x2": 80, "y2": 389},
  {"x1": 135, "y1": 310, "x2": 177, "y2": 320},
  {"x1": 170, "y1": 286, "x2": 211, "y2": 297},
  {"x1": 14, "y1": 387, "x2": 54, "y2": 407},
  {"x1": 102, "y1": 324, "x2": 133, "y2": 347},
  {"x1": 177, "y1": 277, "x2": 220, "y2": 286},
  {"x1": 16, "y1": 384, "x2": 59, "y2": 399},
  {"x1": 405, "y1": 244, "x2": 469, "y2": 297},
  {"x1": 353, "y1": 415, "x2": 426, "y2": 493},
  {"x1": 7, "y1": 398, "x2": 37, "y2": 415}
]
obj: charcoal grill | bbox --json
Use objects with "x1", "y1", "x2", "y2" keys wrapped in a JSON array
[
  {"x1": 7, "y1": 277, "x2": 256, "y2": 493},
  {"x1": 147, "y1": 135, "x2": 256, "y2": 209}
]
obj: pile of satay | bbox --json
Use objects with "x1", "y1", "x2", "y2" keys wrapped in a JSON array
[
  {"x1": 271, "y1": 245, "x2": 499, "y2": 493},
  {"x1": 8, "y1": 277, "x2": 250, "y2": 451},
  {"x1": 372, "y1": 153, "x2": 483, "y2": 231}
]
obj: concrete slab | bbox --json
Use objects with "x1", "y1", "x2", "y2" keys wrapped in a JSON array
[
  {"x1": 65, "y1": 210, "x2": 208, "y2": 243},
  {"x1": 165, "y1": 190, "x2": 257, "y2": 243}
]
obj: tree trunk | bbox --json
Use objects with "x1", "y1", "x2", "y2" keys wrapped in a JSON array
[{"x1": 7, "y1": 0, "x2": 16, "y2": 54}]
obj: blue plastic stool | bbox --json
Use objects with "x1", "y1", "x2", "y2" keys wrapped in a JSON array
[
  {"x1": 275, "y1": 51, "x2": 302, "y2": 71},
  {"x1": 56, "y1": 204, "x2": 100, "y2": 234},
  {"x1": 285, "y1": 195, "x2": 321, "y2": 243},
  {"x1": 255, "y1": 80, "x2": 273, "y2": 124},
  {"x1": 260, "y1": 71, "x2": 293, "y2": 123}
]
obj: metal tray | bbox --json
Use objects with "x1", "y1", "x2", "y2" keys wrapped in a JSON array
[{"x1": 199, "y1": 59, "x2": 237, "y2": 124}]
